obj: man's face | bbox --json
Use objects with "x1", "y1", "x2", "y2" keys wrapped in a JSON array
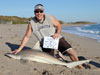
[{"x1": 34, "y1": 9, "x2": 44, "y2": 21}]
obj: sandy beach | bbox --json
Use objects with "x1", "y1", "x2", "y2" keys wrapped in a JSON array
[{"x1": 0, "y1": 24, "x2": 100, "y2": 75}]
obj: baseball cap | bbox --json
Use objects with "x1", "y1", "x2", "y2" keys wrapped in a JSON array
[{"x1": 34, "y1": 4, "x2": 44, "y2": 11}]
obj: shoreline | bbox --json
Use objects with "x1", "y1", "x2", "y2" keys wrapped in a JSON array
[
  {"x1": 62, "y1": 23, "x2": 100, "y2": 43},
  {"x1": 61, "y1": 23, "x2": 91, "y2": 27},
  {"x1": 0, "y1": 24, "x2": 100, "y2": 75}
]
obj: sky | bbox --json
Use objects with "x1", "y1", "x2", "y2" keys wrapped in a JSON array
[{"x1": 0, "y1": 0, "x2": 100, "y2": 23}]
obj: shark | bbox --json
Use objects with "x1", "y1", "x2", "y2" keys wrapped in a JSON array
[{"x1": 5, "y1": 49, "x2": 90, "y2": 68}]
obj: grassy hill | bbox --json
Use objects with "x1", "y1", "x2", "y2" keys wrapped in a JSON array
[
  {"x1": 69, "y1": 21, "x2": 96, "y2": 24},
  {"x1": 0, "y1": 15, "x2": 64, "y2": 24},
  {"x1": 0, "y1": 16, "x2": 30, "y2": 24}
]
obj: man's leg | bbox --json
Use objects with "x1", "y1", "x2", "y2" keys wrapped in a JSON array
[
  {"x1": 67, "y1": 49, "x2": 78, "y2": 61},
  {"x1": 58, "y1": 37, "x2": 83, "y2": 69},
  {"x1": 66, "y1": 49, "x2": 83, "y2": 69},
  {"x1": 58, "y1": 49, "x2": 83, "y2": 69}
]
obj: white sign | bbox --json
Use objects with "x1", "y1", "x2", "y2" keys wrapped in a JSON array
[{"x1": 43, "y1": 37, "x2": 59, "y2": 49}]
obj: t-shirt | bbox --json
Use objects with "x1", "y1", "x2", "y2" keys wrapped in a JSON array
[{"x1": 30, "y1": 14, "x2": 62, "y2": 41}]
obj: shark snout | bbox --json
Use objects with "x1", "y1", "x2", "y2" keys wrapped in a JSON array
[{"x1": 5, "y1": 53, "x2": 13, "y2": 58}]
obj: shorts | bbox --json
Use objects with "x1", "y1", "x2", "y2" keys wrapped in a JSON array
[
  {"x1": 58, "y1": 37, "x2": 72, "y2": 53},
  {"x1": 40, "y1": 37, "x2": 72, "y2": 53}
]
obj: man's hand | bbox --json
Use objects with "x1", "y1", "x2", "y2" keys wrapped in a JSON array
[
  {"x1": 12, "y1": 49, "x2": 21, "y2": 54},
  {"x1": 52, "y1": 33, "x2": 59, "y2": 39}
]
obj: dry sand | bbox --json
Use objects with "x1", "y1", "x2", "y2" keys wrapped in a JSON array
[{"x1": 0, "y1": 24, "x2": 100, "y2": 75}]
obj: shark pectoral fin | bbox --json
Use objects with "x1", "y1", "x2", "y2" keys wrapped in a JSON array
[
  {"x1": 65, "y1": 59, "x2": 91, "y2": 68},
  {"x1": 32, "y1": 41, "x2": 42, "y2": 51}
]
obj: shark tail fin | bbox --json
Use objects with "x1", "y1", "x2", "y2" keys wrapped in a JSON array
[{"x1": 64, "y1": 59, "x2": 90, "y2": 68}]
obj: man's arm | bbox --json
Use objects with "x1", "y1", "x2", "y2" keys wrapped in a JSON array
[
  {"x1": 51, "y1": 16, "x2": 61, "y2": 39},
  {"x1": 12, "y1": 24, "x2": 32, "y2": 54}
]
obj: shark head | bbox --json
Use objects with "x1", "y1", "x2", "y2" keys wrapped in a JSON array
[{"x1": 5, "y1": 53, "x2": 21, "y2": 59}]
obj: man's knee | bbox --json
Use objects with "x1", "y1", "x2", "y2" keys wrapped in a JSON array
[{"x1": 67, "y1": 49, "x2": 77, "y2": 56}]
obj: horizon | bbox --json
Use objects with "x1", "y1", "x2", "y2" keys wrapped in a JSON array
[{"x1": 0, "y1": 0, "x2": 100, "y2": 23}]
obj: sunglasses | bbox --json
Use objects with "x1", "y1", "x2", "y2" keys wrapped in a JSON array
[{"x1": 35, "y1": 10, "x2": 43, "y2": 13}]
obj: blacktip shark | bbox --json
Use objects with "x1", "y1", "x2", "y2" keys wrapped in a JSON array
[{"x1": 5, "y1": 49, "x2": 90, "y2": 68}]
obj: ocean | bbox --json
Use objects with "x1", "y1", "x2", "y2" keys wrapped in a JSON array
[{"x1": 62, "y1": 24, "x2": 100, "y2": 43}]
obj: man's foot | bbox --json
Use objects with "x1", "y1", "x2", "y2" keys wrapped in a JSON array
[{"x1": 77, "y1": 65, "x2": 84, "y2": 69}]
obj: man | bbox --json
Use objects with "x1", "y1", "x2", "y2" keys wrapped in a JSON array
[{"x1": 12, "y1": 4, "x2": 83, "y2": 69}]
